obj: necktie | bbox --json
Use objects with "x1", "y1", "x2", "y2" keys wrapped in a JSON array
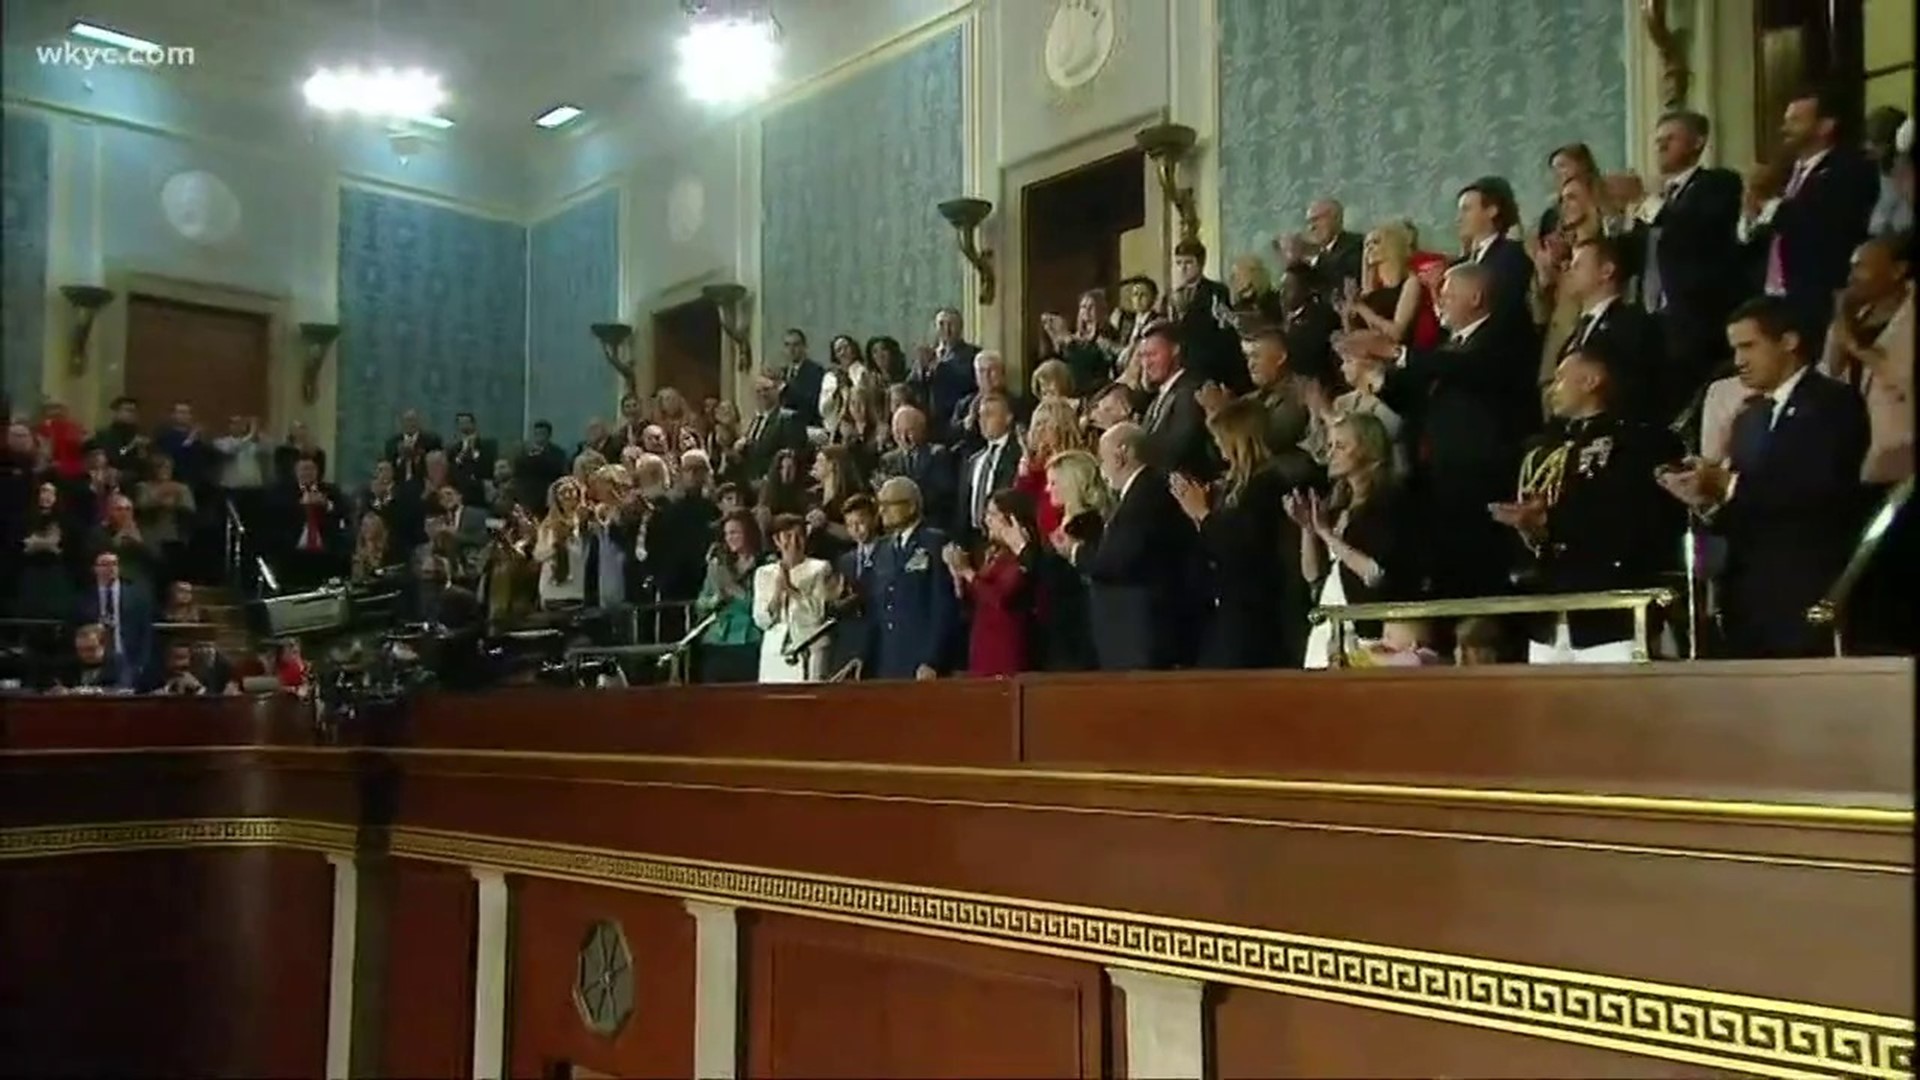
[
  {"x1": 1729, "y1": 393, "x2": 1775, "y2": 472},
  {"x1": 748, "y1": 414, "x2": 766, "y2": 443},
  {"x1": 1766, "y1": 161, "x2": 1814, "y2": 295},
  {"x1": 101, "y1": 587, "x2": 115, "y2": 627},
  {"x1": 972, "y1": 444, "x2": 999, "y2": 527},
  {"x1": 1145, "y1": 391, "x2": 1167, "y2": 431},
  {"x1": 1568, "y1": 313, "x2": 1596, "y2": 352}
]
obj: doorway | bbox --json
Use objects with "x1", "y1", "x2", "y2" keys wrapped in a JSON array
[
  {"x1": 650, "y1": 299, "x2": 723, "y2": 412},
  {"x1": 1756, "y1": 0, "x2": 1913, "y2": 141},
  {"x1": 1020, "y1": 149, "x2": 1147, "y2": 371},
  {"x1": 124, "y1": 295, "x2": 271, "y2": 429}
]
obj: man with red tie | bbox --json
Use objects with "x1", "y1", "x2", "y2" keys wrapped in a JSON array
[{"x1": 277, "y1": 457, "x2": 346, "y2": 587}]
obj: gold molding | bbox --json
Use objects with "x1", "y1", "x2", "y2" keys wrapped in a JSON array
[
  {"x1": 2, "y1": 816, "x2": 1905, "y2": 1079},
  {"x1": 8, "y1": 743, "x2": 1904, "y2": 830}
]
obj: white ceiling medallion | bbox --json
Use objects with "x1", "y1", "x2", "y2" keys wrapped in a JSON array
[
  {"x1": 667, "y1": 177, "x2": 705, "y2": 244},
  {"x1": 159, "y1": 170, "x2": 242, "y2": 247},
  {"x1": 1043, "y1": 0, "x2": 1117, "y2": 101}
]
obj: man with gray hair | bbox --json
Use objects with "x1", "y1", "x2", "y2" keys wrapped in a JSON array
[
  {"x1": 868, "y1": 475, "x2": 956, "y2": 680},
  {"x1": 1056, "y1": 422, "x2": 1194, "y2": 670}
]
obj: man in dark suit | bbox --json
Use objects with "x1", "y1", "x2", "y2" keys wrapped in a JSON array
[
  {"x1": 383, "y1": 409, "x2": 443, "y2": 487},
  {"x1": 56, "y1": 622, "x2": 136, "y2": 692},
  {"x1": 447, "y1": 411, "x2": 498, "y2": 491},
  {"x1": 1357, "y1": 262, "x2": 1535, "y2": 597},
  {"x1": 77, "y1": 551, "x2": 154, "y2": 687},
  {"x1": 868, "y1": 477, "x2": 957, "y2": 680},
  {"x1": 1740, "y1": 88, "x2": 1882, "y2": 357},
  {"x1": 826, "y1": 494, "x2": 881, "y2": 678},
  {"x1": 1657, "y1": 296, "x2": 1870, "y2": 657},
  {"x1": 274, "y1": 457, "x2": 348, "y2": 587},
  {"x1": 1276, "y1": 262, "x2": 1342, "y2": 388},
  {"x1": 953, "y1": 391, "x2": 1022, "y2": 551},
  {"x1": 512, "y1": 421, "x2": 569, "y2": 514},
  {"x1": 1456, "y1": 177, "x2": 1536, "y2": 338},
  {"x1": 1133, "y1": 322, "x2": 1216, "y2": 481},
  {"x1": 1298, "y1": 198, "x2": 1365, "y2": 297},
  {"x1": 910, "y1": 307, "x2": 979, "y2": 438},
  {"x1": 875, "y1": 405, "x2": 956, "y2": 526},
  {"x1": 949, "y1": 351, "x2": 1031, "y2": 458},
  {"x1": 1166, "y1": 239, "x2": 1248, "y2": 394},
  {"x1": 741, "y1": 373, "x2": 810, "y2": 486},
  {"x1": 1630, "y1": 110, "x2": 1744, "y2": 420},
  {"x1": 775, "y1": 329, "x2": 827, "y2": 428},
  {"x1": 1061, "y1": 422, "x2": 1194, "y2": 670},
  {"x1": 1560, "y1": 237, "x2": 1664, "y2": 422}
]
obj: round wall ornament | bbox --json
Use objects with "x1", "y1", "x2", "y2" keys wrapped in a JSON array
[
  {"x1": 159, "y1": 170, "x2": 242, "y2": 247},
  {"x1": 572, "y1": 919, "x2": 635, "y2": 1037},
  {"x1": 667, "y1": 176, "x2": 705, "y2": 244},
  {"x1": 1043, "y1": 0, "x2": 1117, "y2": 93}
]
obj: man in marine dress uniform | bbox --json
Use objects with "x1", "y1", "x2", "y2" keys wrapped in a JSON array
[{"x1": 1490, "y1": 343, "x2": 1686, "y2": 663}]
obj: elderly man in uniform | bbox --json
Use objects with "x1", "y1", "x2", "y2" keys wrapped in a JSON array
[
  {"x1": 867, "y1": 476, "x2": 957, "y2": 680},
  {"x1": 1490, "y1": 343, "x2": 1686, "y2": 662}
]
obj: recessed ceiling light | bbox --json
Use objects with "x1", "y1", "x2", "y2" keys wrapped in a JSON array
[
  {"x1": 533, "y1": 105, "x2": 583, "y2": 130},
  {"x1": 69, "y1": 20, "x2": 163, "y2": 53}
]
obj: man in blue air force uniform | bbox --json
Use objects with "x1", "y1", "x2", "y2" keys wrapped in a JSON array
[{"x1": 867, "y1": 476, "x2": 956, "y2": 681}]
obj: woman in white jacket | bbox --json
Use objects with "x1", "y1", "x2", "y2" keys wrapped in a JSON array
[{"x1": 752, "y1": 513, "x2": 834, "y2": 682}]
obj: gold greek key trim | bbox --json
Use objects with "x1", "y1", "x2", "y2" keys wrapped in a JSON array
[
  {"x1": 5, "y1": 745, "x2": 1911, "y2": 829},
  {"x1": 2, "y1": 816, "x2": 1909, "y2": 1078},
  {"x1": 0, "y1": 817, "x2": 356, "y2": 860}
]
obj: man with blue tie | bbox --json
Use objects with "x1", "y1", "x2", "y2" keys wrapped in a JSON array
[
  {"x1": 1657, "y1": 296, "x2": 1869, "y2": 657},
  {"x1": 826, "y1": 495, "x2": 881, "y2": 678},
  {"x1": 77, "y1": 551, "x2": 153, "y2": 688},
  {"x1": 867, "y1": 477, "x2": 956, "y2": 681}
]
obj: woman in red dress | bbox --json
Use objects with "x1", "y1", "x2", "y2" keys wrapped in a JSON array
[
  {"x1": 941, "y1": 489, "x2": 1041, "y2": 677},
  {"x1": 1010, "y1": 398, "x2": 1084, "y2": 539}
]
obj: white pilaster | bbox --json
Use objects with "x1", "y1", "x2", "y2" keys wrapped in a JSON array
[
  {"x1": 1107, "y1": 967, "x2": 1206, "y2": 1080},
  {"x1": 323, "y1": 853, "x2": 359, "y2": 1080},
  {"x1": 471, "y1": 869, "x2": 512, "y2": 1080},
  {"x1": 683, "y1": 900, "x2": 741, "y2": 1080}
]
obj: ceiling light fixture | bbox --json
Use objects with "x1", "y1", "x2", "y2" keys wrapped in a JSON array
[
  {"x1": 676, "y1": 1, "x2": 781, "y2": 107},
  {"x1": 68, "y1": 21, "x2": 164, "y2": 53},
  {"x1": 302, "y1": 66, "x2": 448, "y2": 124},
  {"x1": 533, "y1": 105, "x2": 584, "y2": 130}
]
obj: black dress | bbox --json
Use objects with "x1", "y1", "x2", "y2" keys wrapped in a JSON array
[
  {"x1": 1195, "y1": 467, "x2": 1298, "y2": 669},
  {"x1": 1034, "y1": 511, "x2": 1102, "y2": 671}
]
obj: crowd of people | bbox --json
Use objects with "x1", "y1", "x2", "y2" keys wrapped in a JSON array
[{"x1": 3, "y1": 90, "x2": 1913, "y2": 690}]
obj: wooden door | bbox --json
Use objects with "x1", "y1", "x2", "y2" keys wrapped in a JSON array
[
  {"x1": 1021, "y1": 150, "x2": 1144, "y2": 371},
  {"x1": 650, "y1": 300, "x2": 723, "y2": 411},
  {"x1": 124, "y1": 296, "x2": 271, "y2": 430}
]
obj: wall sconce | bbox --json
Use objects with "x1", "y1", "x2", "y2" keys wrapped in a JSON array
[
  {"x1": 700, "y1": 284, "x2": 755, "y2": 372},
  {"x1": 1136, "y1": 122, "x2": 1200, "y2": 244},
  {"x1": 296, "y1": 322, "x2": 340, "y2": 405},
  {"x1": 1640, "y1": 0, "x2": 1692, "y2": 108},
  {"x1": 59, "y1": 285, "x2": 115, "y2": 378},
  {"x1": 936, "y1": 198, "x2": 997, "y2": 307},
  {"x1": 590, "y1": 322, "x2": 639, "y2": 399}
]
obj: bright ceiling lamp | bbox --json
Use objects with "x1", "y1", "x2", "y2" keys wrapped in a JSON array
[
  {"x1": 676, "y1": 0, "x2": 781, "y2": 106},
  {"x1": 302, "y1": 66, "x2": 448, "y2": 124}
]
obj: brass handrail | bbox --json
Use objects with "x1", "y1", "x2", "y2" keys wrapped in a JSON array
[
  {"x1": 828, "y1": 658, "x2": 862, "y2": 682},
  {"x1": 1806, "y1": 476, "x2": 1913, "y2": 657},
  {"x1": 1309, "y1": 588, "x2": 1675, "y2": 665}
]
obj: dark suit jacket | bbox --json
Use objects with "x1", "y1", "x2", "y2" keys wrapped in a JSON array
[
  {"x1": 828, "y1": 542, "x2": 880, "y2": 677},
  {"x1": 1746, "y1": 148, "x2": 1881, "y2": 330},
  {"x1": 870, "y1": 524, "x2": 958, "y2": 679},
  {"x1": 1645, "y1": 166, "x2": 1743, "y2": 367},
  {"x1": 1282, "y1": 301, "x2": 1342, "y2": 387},
  {"x1": 949, "y1": 391, "x2": 1033, "y2": 458},
  {"x1": 271, "y1": 482, "x2": 349, "y2": 557},
  {"x1": 778, "y1": 360, "x2": 827, "y2": 428},
  {"x1": 1196, "y1": 467, "x2": 1300, "y2": 668},
  {"x1": 876, "y1": 443, "x2": 958, "y2": 526},
  {"x1": 1140, "y1": 372, "x2": 1216, "y2": 482},
  {"x1": 383, "y1": 431, "x2": 444, "y2": 478},
  {"x1": 1713, "y1": 370, "x2": 1870, "y2": 657},
  {"x1": 1077, "y1": 468, "x2": 1194, "y2": 670},
  {"x1": 78, "y1": 579, "x2": 155, "y2": 682},
  {"x1": 910, "y1": 343, "x2": 979, "y2": 436},
  {"x1": 1308, "y1": 231, "x2": 1366, "y2": 296},
  {"x1": 952, "y1": 438, "x2": 1023, "y2": 549},
  {"x1": 1470, "y1": 235, "x2": 1537, "y2": 336},
  {"x1": 1169, "y1": 278, "x2": 1249, "y2": 394},
  {"x1": 741, "y1": 407, "x2": 810, "y2": 486},
  {"x1": 1561, "y1": 298, "x2": 1665, "y2": 422},
  {"x1": 447, "y1": 435, "x2": 498, "y2": 486}
]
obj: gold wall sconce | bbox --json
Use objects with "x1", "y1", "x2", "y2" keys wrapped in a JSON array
[
  {"x1": 1136, "y1": 122, "x2": 1200, "y2": 243},
  {"x1": 700, "y1": 284, "x2": 755, "y2": 372},
  {"x1": 59, "y1": 285, "x2": 115, "y2": 378},
  {"x1": 936, "y1": 198, "x2": 997, "y2": 307},
  {"x1": 295, "y1": 322, "x2": 340, "y2": 405},
  {"x1": 1640, "y1": 0, "x2": 1692, "y2": 108},
  {"x1": 590, "y1": 322, "x2": 639, "y2": 400}
]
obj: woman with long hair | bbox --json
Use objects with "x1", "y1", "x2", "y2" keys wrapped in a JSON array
[
  {"x1": 13, "y1": 481, "x2": 76, "y2": 620},
  {"x1": 1044, "y1": 289, "x2": 1122, "y2": 394},
  {"x1": 752, "y1": 513, "x2": 835, "y2": 682},
  {"x1": 755, "y1": 448, "x2": 810, "y2": 526},
  {"x1": 1035, "y1": 448, "x2": 1109, "y2": 671},
  {"x1": 864, "y1": 335, "x2": 908, "y2": 386},
  {"x1": 1289, "y1": 413, "x2": 1411, "y2": 669},
  {"x1": 1342, "y1": 221, "x2": 1442, "y2": 348},
  {"x1": 1029, "y1": 359, "x2": 1076, "y2": 405},
  {"x1": 694, "y1": 509, "x2": 767, "y2": 683},
  {"x1": 483, "y1": 503, "x2": 539, "y2": 629},
  {"x1": 805, "y1": 443, "x2": 863, "y2": 562},
  {"x1": 820, "y1": 333, "x2": 867, "y2": 436},
  {"x1": 832, "y1": 380, "x2": 888, "y2": 477},
  {"x1": 705, "y1": 400, "x2": 745, "y2": 490},
  {"x1": 1012, "y1": 397, "x2": 1084, "y2": 539},
  {"x1": 350, "y1": 513, "x2": 396, "y2": 583},
  {"x1": 533, "y1": 476, "x2": 588, "y2": 611},
  {"x1": 1170, "y1": 398, "x2": 1300, "y2": 668},
  {"x1": 942, "y1": 488, "x2": 1041, "y2": 676}
]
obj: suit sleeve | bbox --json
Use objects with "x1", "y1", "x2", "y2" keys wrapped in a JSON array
[
  {"x1": 1721, "y1": 388, "x2": 1869, "y2": 524},
  {"x1": 924, "y1": 534, "x2": 958, "y2": 670}
]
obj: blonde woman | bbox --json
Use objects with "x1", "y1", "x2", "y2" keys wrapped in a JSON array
[
  {"x1": 350, "y1": 514, "x2": 394, "y2": 583},
  {"x1": 533, "y1": 476, "x2": 588, "y2": 610},
  {"x1": 1030, "y1": 359, "x2": 1076, "y2": 404},
  {"x1": 1342, "y1": 222, "x2": 1442, "y2": 347},
  {"x1": 1531, "y1": 174, "x2": 1609, "y2": 392},
  {"x1": 751, "y1": 513, "x2": 835, "y2": 682},
  {"x1": 1286, "y1": 413, "x2": 1409, "y2": 669},
  {"x1": 1013, "y1": 397, "x2": 1085, "y2": 537},
  {"x1": 1169, "y1": 397, "x2": 1297, "y2": 667},
  {"x1": 1036, "y1": 448, "x2": 1110, "y2": 671}
]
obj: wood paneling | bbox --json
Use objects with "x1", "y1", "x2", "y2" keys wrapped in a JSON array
[
  {"x1": 745, "y1": 912, "x2": 1108, "y2": 1079},
  {"x1": 0, "y1": 849, "x2": 332, "y2": 1079},
  {"x1": 508, "y1": 878, "x2": 695, "y2": 1080},
  {"x1": 124, "y1": 296, "x2": 270, "y2": 433},
  {"x1": 1211, "y1": 987, "x2": 1746, "y2": 1079},
  {"x1": 379, "y1": 861, "x2": 476, "y2": 1080}
]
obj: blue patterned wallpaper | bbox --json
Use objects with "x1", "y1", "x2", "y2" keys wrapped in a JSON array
[
  {"x1": 2, "y1": 111, "x2": 50, "y2": 414},
  {"x1": 761, "y1": 28, "x2": 965, "y2": 353},
  {"x1": 1218, "y1": 0, "x2": 1626, "y2": 260},
  {"x1": 337, "y1": 187, "x2": 528, "y2": 484},
  {"x1": 527, "y1": 189, "x2": 620, "y2": 440}
]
